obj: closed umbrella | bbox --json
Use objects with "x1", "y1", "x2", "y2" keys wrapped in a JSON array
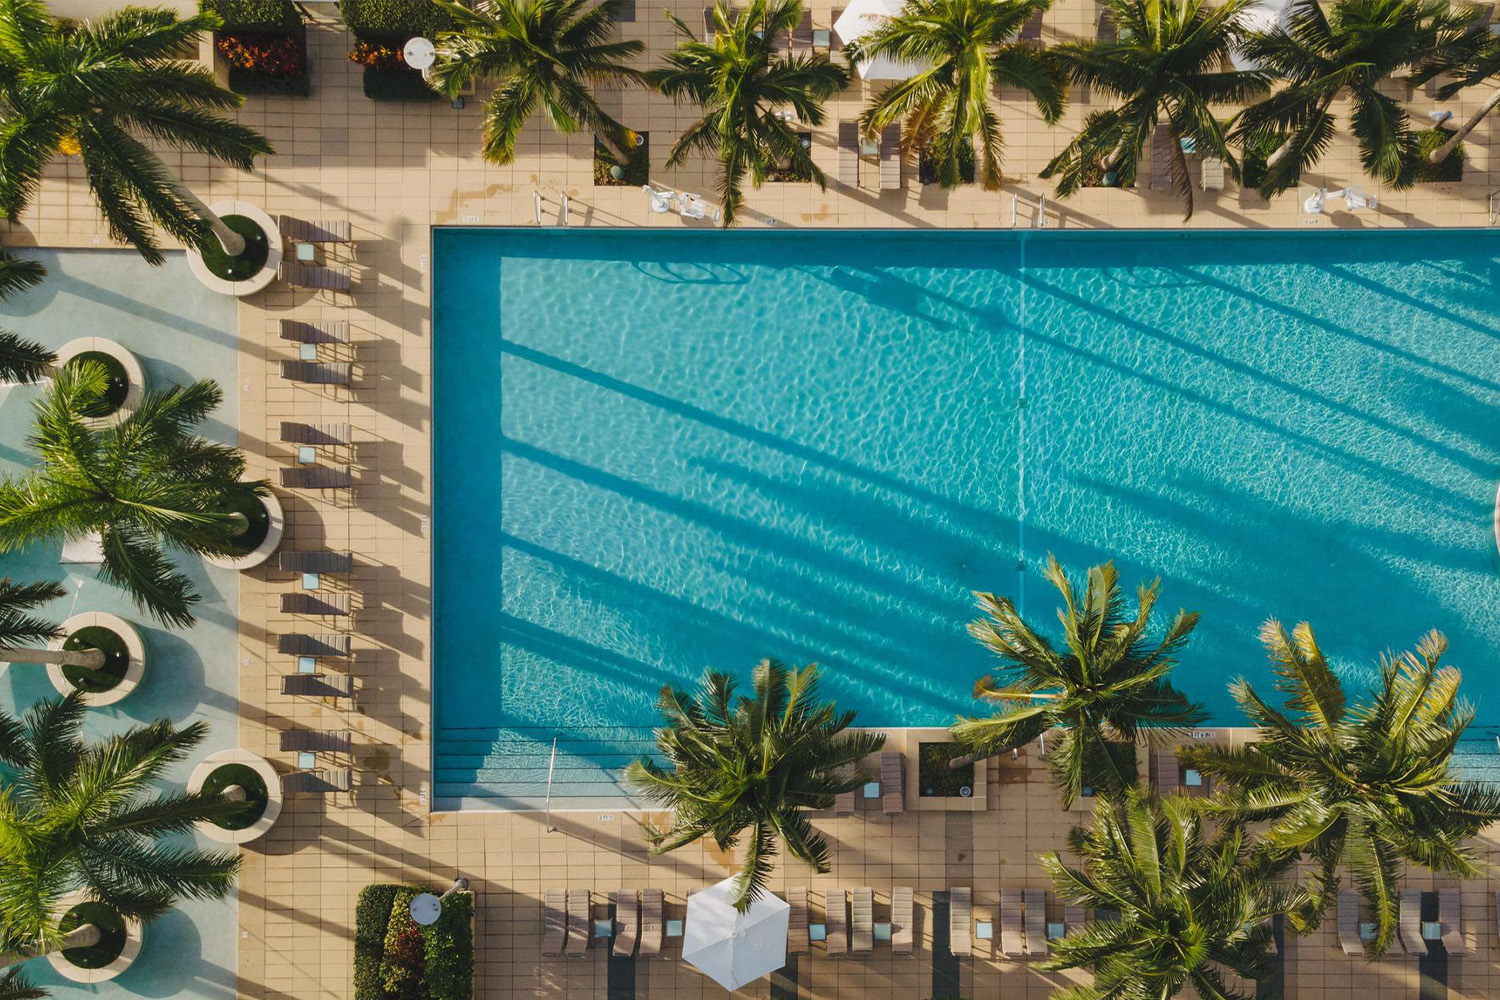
[
  {"x1": 833, "y1": 0, "x2": 930, "y2": 80},
  {"x1": 681, "y1": 877, "x2": 790, "y2": 992}
]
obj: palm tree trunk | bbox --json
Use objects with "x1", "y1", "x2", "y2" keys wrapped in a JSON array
[
  {"x1": 0, "y1": 923, "x2": 102, "y2": 969},
  {"x1": 169, "y1": 179, "x2": 245, "y2": 257},
  {"x1": 0, "y1": 645, "x2": 106, "y2": 669},
  {"x1": 1430, "y1": 88, "x2": 1500, "y2": 164},
  {"x1": 221, "y1": 785, "x2": 246, "y2": 803}
]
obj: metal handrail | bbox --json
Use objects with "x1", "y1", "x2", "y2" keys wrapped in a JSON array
[{"x1": 544, "y1": 735, "x2": 559, "y2": 832}]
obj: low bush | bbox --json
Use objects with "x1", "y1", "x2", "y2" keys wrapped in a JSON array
[
  {"x1": 594, "y1": 133, "x2": 650, "y2": 186},
  {"x1": 362, "y1": 66, "x2": 441, "y2": 101},
  {"x1": 1415, "y1": 128, "x2": 1463, "y2": 183},
  {"x1": 339, "y1": 0, "x2": 456, "y2": 38},
  {"x1": 205, "y1": 0, "x2": 309, "y2": 97},
  {"x1": 354, "y1": 884, "x2": 472, "y2": 1000},
  {"x1": 201, "y1": 0, "x2": 300, "y2": 32},
  {"x1": 353, "y1": 885, "x2": 400, "y2": 1000}
]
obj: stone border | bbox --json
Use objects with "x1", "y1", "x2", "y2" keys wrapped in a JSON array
[
  {"x1": 43, "y1": 611, "x2": 145, "y2": 708},
  {"x1": 54, "y1": 338, "x2": 145, "y2": 430},
  {"x1": 204, "y1": 489, "x2": 285, "y2": 570},
  {"x1": 186, "y1": 201, "x2": 282, "y2": 297},
  {"x1": 47, "y1": 891, "x2": 143, "y2": 984},
  {"x1": 188, "y1": 748, "x2": 284, "y2": 845}
]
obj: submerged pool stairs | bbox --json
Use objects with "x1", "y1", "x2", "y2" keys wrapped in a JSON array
[{"x1": 433, "y1": 726, "x2": 662, "y2": 811}]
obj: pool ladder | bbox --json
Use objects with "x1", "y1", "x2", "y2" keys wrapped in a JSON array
[{"x1": 532, "y1": 190, "x2": 571, "y2": 226}]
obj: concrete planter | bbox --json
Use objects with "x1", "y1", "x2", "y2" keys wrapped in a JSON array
[
  {"x1": 47, "y1": 892, "x2": 143, "y2": 984},
  {"x1": 39, "y1": 611, "x2": 145, "y2": 708},
  {"x1": 188, "y1": 748, "x2": 284, "y2": 845},
  {"x1": 186, "y1": 202, "x2": 282, "y2": 297},
  {"x1": 204, "y1": 489, "x2": 285, "y2": 571},
  {"x1": 54, "y1": 338, "x2": 145, "y2": 429}
]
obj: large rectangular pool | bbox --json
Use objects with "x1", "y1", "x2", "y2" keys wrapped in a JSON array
[{"x1": 433, "y1": 228, "x2": 1500, "y2": 808}]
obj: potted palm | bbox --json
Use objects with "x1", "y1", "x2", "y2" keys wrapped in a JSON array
[{"x1": 0, "y1": 579, "x2": 145, "y2": 707}]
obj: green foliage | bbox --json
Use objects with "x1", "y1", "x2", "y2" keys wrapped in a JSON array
[
  {"x1": 340, "y1": 0, "x2": 456, "y2": 39},
  {"x1": 594, "y1": 133, "x2": 650, "y2": 185},
  {"x1": 1238, "y1": 132, "x2": 1285, "y2": 193},
  {"x1": 354, "y1": 885, "x2": 472, "y2": 1000},
  {"x1": 363, "y1": 66, "x2": 442, "y2": 101},
  {"x1": 354, "y1": 886, "x2": 401, "y2": 1000},
  {"x1": 200, "y1": 0, "x2": 301, "y2": 32},
  {"x1": 1414, "y1": 127, "x2": 1463, "y2": 181},
  {"x1": 423, "y1": 893, "x2": 473, "y2": 1000},
  {"x1": 380, "y1": 907, "x2": 426, "y2": 998}
]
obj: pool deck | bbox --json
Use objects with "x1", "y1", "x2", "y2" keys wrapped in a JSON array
[{"x1": 5, "y1": 3, "x2": 1500, "y2": 999}]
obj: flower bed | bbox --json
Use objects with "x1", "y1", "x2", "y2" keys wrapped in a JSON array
[
  {"x1": 340, "y1": 0, "x2": 455, "y2": 102},
  {"x1": 354, "y1": 885, "x2": 473, "y2": 1000},
  {"x1": 594, "y1": 132, "x2": 649, "y2": 186},
  {"x1": 202, "y1": 1, "x2": 310, "y2": 96}
]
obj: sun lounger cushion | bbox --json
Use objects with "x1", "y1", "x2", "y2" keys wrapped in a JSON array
[
  {"x1": 278, "y1": 319, "x2": 349, "y2": 344},
  {"x1": 825, "y1": 889, "x2": 848, "y2": 955},
  {"x1": 277, "y1": 632, "x2": 351, "y2": 657},
  {"x1": 542, "y1": 889, "x2": 567, "y2": 956},
  {"x1": 282, "y1": 768, "x2": 351, "y2": 794},
  {"x1": 279, "y1": 729, "x2": 351, "y2": 753},
  {"x1": 892, "y1": 886, "x2": 914, "y2": 954},
  {"x1": 851, "y1": 888, "x2": 873, "y2": 952},
  {"x1": 566, "y1": 889, "x2": 591, "y2": 955},
  {"x1": 279, "y1": 550, "x2": 353, "y2": 574},
  {"x1": 788, "y1": 887, "x2": 809, "y2": 954},
  {"x1": 613, "y1": 890, "x2": 638, "y2": 956},
  {"x1": 639, "y1": 889, "x2": 663, "y2": 956},
  {"x1": 281, "y1": 592, "x2": 352, "y2": 616},
  {"x1": 281, "y1": 673, "x2": 354, "y2": 698},
  {"x1": 1024, "y1": 889, "x2": 1047, "y2": 956},
  {"x1": 950, "y1": 887, "x2": 971, "y2": 956}
]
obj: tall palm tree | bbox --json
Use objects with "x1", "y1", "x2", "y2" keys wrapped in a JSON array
[
  {"x1": 0, "y1": 333, "x2": 52, "y2": 385},
  {"x1": 1233, "y1": 0, "x2": 1477, "y2": 196},
  {"x1": 0, "y1": 2, "x2": 274, "y2": 265},
  {"x1": 1041, "y1": 0, "x2": 1268, "y2": 219},
  {"x1": 0, "y1": 577, "x2": 110, "y2": 672},
  {"x1": 647, "y1": 0, "x2": 851, "y2": 225},
  {"x1": 429, "y1": 0, "x2": 646, "y2": 163},
  {"x1": 1041, "y1": 788, "x2": 1306, "y2": 1000},
  {"x1": 0, "y1": 249, "x2": 43, "y2": 300},
  {"x1": 0, "y1": 364, "x2": 267, "y2": 628},
  {"x1": 0, "y1": 694, "x2": 239, "y2": 966},
  {"x1": 627, "y1": 659, "x2": 886, "y2": 911},
  {"x1": 1179, "y1": 621, "x2": 1500, "y2": 956},
  {"x1": 850, "y1": 0, "x2": 1065, "y2": 189},
  {"x1": 1418, "y1": 12, "x2": 1500, "y2": 165},
  {"x1": 951, "y1": 555, "x2": 1206, "y2": 807}
]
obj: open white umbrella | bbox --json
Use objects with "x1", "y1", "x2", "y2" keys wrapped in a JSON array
[
  {"x1": 681, "y1": 878, "x2": 790, "y2": 992},
  {"x1": 1230, "y1": 0, "x2": 1291, "y2": 70},
  {"x1": 833, "y1": 0, "x2": 930, "y2": 80}
]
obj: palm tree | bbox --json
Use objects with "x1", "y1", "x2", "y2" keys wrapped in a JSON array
[
  {"x1": 1419, "y1": 13, "x2": 1500, "y2": 165},
  {"x1": 0, "y1": 365, "x2": 268, "y2": 628},
  {"x1": 1041, "y1": 788, "x2": 1307, "y2": 1000},
  {"x1": 0, "y1": 332, "x2": 52, "y2": 385},
  {"x1": 951, "y1": 555, "x2": 1206, "y2": 807},
  {"x1": 0, "y1": 971, "x2": 42, "y2": 1000},
  {"x1": 1179, "y1": 621, "x2": 1500, "y2": 956},
  {"x1": 627, "y1": 659, "x2": 886, "y2": 911},
  {"x1": 0, "y1": 2, "x2": 274, "y2": 265},
  {"x1": 851, "y1": 0, "x2": 1065, "y2": 189},
  {"x1": 429, "y1": 0, "x2": 646, "y2": 163},
  {"x1": 0, "y1": 694, "x2": 239, "y2": 966},
  {"x1": 1041, "y1": 0, "x2": 1268, "y2": 219},
  {"x1": 1233, "y1": 0, "x2": 1477, "y2": 196},
  {"x1": 647, "y1": 0, "x2": 851, "y2": 225},
  {"x1": 0, "y1": 577, "x2": 111, "y2": 672},
  {"x1": 0, "y1": 249, "x2": 43, "y2": 300}
]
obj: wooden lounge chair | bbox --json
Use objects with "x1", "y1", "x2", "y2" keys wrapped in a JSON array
[
  {"x1": 566, "y1": 889, "x2": 591, "y2": 955},
  {"x1": 279, "y1": 216, "x2": 353, "y2": 244},
  {"x1": 702, "y1": 6, "x2": 715, "y2": 40},
  {"x1": 1200, "y1": 156, "x2": 1225, "y2": 191},
  {"x1": 891, "y1": 886, "x2": 914, "y2": 955},
  {"x1": 1000, "y1": 890, "x2": 1024, "y2": 957},
  {"x1": 279, "y1": 729, "x2": 352, "y2": 754},
  {"x1": 281, "y1": 592, "x2": 352, "y2": 617},
  {"x1": 825, "y1": 889, "x2": 848, "y2": 955},
  {"x1": 280, "y1": 465, "x2": 352, "y2": 490},
  {"x1": 879, "y1": 123, "x2": 902, "y2": 190},
  {"x1": 1153, "y1": 746, "x2": 1181, "y2": 791},
  {"x1": 281, "y1": 360, "x2": 352, "y2": 386},
  {"x1": 950, "y1": 887, "x2": 972, "y2": 956},
  {"x1": 613, "y1": 890, "x2": 638, "y2": 956},
  {"x1": 1065, "y1": 904, "x2": 1085, "y2": 932},
  {"x1": 639, "y1": 889, "x2": 663, "y2": 956},
  {"x1": 280, "y1": 262, "x2": 351, "y2": 291},
  {"x1": 851, "y1": 887, "x2": 873, "y2": 953},
  {"x1": 1399, "y1": 890, "x2": 1426, "y2": 956},
  {"x1": 282, "y1": 768, "x2": 351, "y2": 794},
  {"x1": 788, "y1": 887, "x2": 809, "y2": 954},
  {"x1": 830, "y1": 7, "x2": 844, "y2": 50},
  {"x1": 281, "y1": 673, "x2": 354, "y2": 698},
  {"x1": 1149, "y1": 124, "x2": 1176, "y2": 191},
  {"x1": 1018, "y1": 8, "x2": 1043, "y2": 45},
  {"x1": 881, "y1": 752, "x2": 905, "y2": 814},
  {"x1": 1337, "y1": 890, "x2": 1364, "y2": 956},
  {"x1": 833, "y1": 765, "x2": 856, "y2": 813},
  {"x1": 277, "y1": 633, "x2": 351, "y2": 657},
  {"x1": 542, "y1": 889, "x2": 567, "y2": 956},
  {"x1": 1023, "y1": 889, "x2": 1047, "y2": 956},
  {"x1": 280, "y1": 549, "x2": 353, "y2": 574},
  {"x1": 278, "y1": 319, "x2": 350, "y2": 345},
  {"x1": 790, "y1": 9, "x2": 813, "y2": 50},
  {"x1": 280, "y1": 421, "x2": 351, "y2": 447},
  {"x1": 837, "y1": 122, "x2": 860, "y2": 188},
  {"x1": 1439, "y1": 889, "x2": 1467, "y2": 955},
  {"x1": 1097, "y1": 10, "x2": 1116, "y2": 42}
]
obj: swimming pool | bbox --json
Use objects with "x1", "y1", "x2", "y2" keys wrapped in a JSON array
[{"x1": 433, "y1": 228, "x2": 1500, "y2": 807}]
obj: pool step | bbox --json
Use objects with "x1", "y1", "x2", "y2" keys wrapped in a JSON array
[
  {"x1": 432, "y1": 727, "x2": 661, "y2": 810},
  {"x1": 1451, "y1": 730, "x2": 1500, "y2": 785}
]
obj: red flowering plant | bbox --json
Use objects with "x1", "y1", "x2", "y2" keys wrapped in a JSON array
[
  {"x1": 349, "y1": 39, "x2": 407, "y2": 71},
  {"x1": 216, "y1": 32, "x2": 306, "y2": 78}
]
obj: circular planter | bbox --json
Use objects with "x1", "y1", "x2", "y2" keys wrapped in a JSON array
[
  {"x1": 188, "y1": 749, "x2": 283, "y2": 845},
  {"x1": 38, "y1": 612, "x2": 145, "y2": 708},
  {"x1": 204, "y1": 489, "x2": 284, "y2": 571},
  {"x1": 186, "y1": 202, "x2": 282, "y2": 297},
  {"x1": 54, "y1": 338, "x2": 145, "y2": 429},
  {"x1": 47, "y1": 892, "x2": 142, "y2": 984}
]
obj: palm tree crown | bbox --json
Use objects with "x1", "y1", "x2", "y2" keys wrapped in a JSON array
[
  {"x1": 0, "y1": 1, "x2": 274, "y2": 265},
  {"x1": 1179, "y1": 621, "x2": 1500, "y2": 957},
  {"x1": 430, "y1": 0, "x2": 646, "y2": 164},
  {"x1": 1042, "y1": 0, "x2": 1268, "y2": 218},
  {"x1": 647, "y1": 0, "x2": 850, "y2": 225},
  {"x1": 952, "y1": 555, "x2": 1205, "y2": 807},
  {"x1": 0, "y1": 365, "x2": 267, "y2": 628},
  {"x1": 0, "y1": 249, "x2": 44, "y2": 301},
  {"x1": 852, "y1": 0, "x2": 1065, "y2": 189},
  {"x1": 627, "y1": 659, "x2": 886, "y2": 911}
]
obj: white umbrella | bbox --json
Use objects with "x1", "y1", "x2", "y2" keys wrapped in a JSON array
[
  {"x1": 1230, "y1": 0, "x2": 1290, "y2": 70},
  {"x1": 681, "y1": 878, "x2": 790, "y2": 992},
  {"x1": 833, "y1": 0, "x2": 930, "y2": 81}
]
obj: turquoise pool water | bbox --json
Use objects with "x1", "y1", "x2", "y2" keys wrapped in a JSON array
[{"x1": 433, "y1": 228, "x2": 1500, "y2": 807}]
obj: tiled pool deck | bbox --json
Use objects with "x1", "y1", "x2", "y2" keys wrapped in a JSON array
[{"x1": 6, "y1": 3, "x2": 1500, "y2": 999}]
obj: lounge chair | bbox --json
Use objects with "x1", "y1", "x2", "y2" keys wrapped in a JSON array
[
  {"x1": 277, "y1": 632, "x2": 351, "y2": 657},
  {"x1": 278, "y1": 319, "x2": 349, "y2": 345},
  {"x1": 280, "y1": 262, "x2": 351, "y2": 291},
  {"x1": 279, "y1": 216, "x2": 353, "y2": 244},
  {"x1": 1024, "y1": 889, "x2": 1047, "y2": 956},
  {"x1": 830, "y1": 7, "x2": 845, "y2": 49},
  {"x1": 1065, "y1": 904, "x2": 1085, "y2": 933},
  {"x1": 1097, "y1": 10, "x2": 1116, "y2": 42},
  {"x1": 280, "y1": 550, "x2": 353, "y2": 574},
  {"x1": 834, "y1": 765, "x2": 856, "y2": 813},
  {"x1": 1149, "y1": 124, "x2": 1176, "y2": 191},
  {"x1": 950, "y1": 887, "x2": 972, "y2": 956},
  {"x1": 639, "y1": 889, "x2": 663, "y2": 956},
  {"x1": 702, "y1": 6, "x2": 715, "y2": 41},
  {"x1": 851, "y1": 887, "x2": 873, "y2": 953},
  {"x1": 279, "y1": 729, "x2": 352, "y2": 754},
  {"x1": 825, "y1": 888, "x2": 848, "y2": 955},
  {"x1": 1337, "y1": 890, "x2": 1364, "y2": 956},
  {"x1": 790, "y1": 9, "x2": 813, "y2": 50},
  {"x1": 566, "y1": 889, "x2": 591, "y2": 955},
  {"x1": 1019, "y1": 9, "x2": 1043, "y2": 45},
  {"x1": 838, "y1": 122, "x2": 860, "y2": 188},
  {"x1": 1399, "y1": 889, "x2": 1426, "y2": 956},
  {"x1": 282, "y1": 768, "x2": 351, "y2": 794},
  {"x1": 281, "y1": 360, "x2": 352, "y2": 386},
  {"x1": 280, "y1": 421, "x2": 351, "y2": 447},
  {"x1": 891, "y1": 886, "x2": 914, "y2": 955},
  {"x1": 281, "y1": 673, "x2": 354, "y2": 698},
  {"x1": 281, "y1": 592, "x2": 353, "y2": 617},
  {"x1": 542, "y1": 889, "x2": 568, "y2": 957},
  {"x1": 613, "y1": 890, "x2": 638, "y2": 956},
  {"x1": 280, "y1": 465, "x2": 352, "y2": 490},
  {"x1": 788, "y1": 887, "x2": 809, "y2": 954},
  {"x1": 1200, "y1": 156, "x2": 1225, "y2": 191},
  {"x1": 1000, "y1": 890, "x2": 1024, "y2": 957},
  {"x1": 1153, "y1": 746, "x2": 1181, "y2": 791},
  {"x1": 881, "y1": 752, "x2": 905, "y2": 814},
  {"x1": 1436, "y1": 889, "x2": 1466, "y2": 955},
  {"x1": 879, "y1": 123, "x2": 902, "y2": 190}
]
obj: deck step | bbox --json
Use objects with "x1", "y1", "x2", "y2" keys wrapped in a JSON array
[{"x1": 433, "y1": 726, "x2": 661, "y2": 807}]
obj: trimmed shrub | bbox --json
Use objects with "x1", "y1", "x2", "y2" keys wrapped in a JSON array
[
  {"x1": 1415, "y1": 127, "x2": 1464, "y2": 183},
  {"x1": 354, "y1": 884, "x2": 472, "y2": 1000},
  {"x1": 339, "y1": 0, "x2": 456, "y2": 38},
  {"x1": 423, "y1": 893, "x2": 473, "y2": 1000},
  {"x1": 354, "y1": 885, "x2": 401, "y2": 1000},
  {"x1": 201, "y1": 0, "x2": 301, "y2": 32},
  {"x1": 362, "y1": 66, "x2": 441, "y2": 101},
  {"x1": 218, "y1": 29, "x2": 311, "y2": 96}
]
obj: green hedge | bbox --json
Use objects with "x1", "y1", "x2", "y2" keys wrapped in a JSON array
[
  {"x1": 200, "y1": 0, "x2": 301, "y2": 31},
  {"x1": 354, "y1": 884, "x2": 472, "y2": 1000},
  {"x1": 339, "y1": 0, "x2": 456, "y2": 38},
  {"x1": 363, "y1": 66, "x2": 442, "y2": 101}
]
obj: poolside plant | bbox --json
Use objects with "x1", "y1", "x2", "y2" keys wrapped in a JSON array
[
  {"x1": 1041, "y1": 0, "x2": 1270, "y2": 220},
  {"x1": 1416, "y1": 11, "x2": 1500, "y2": 166},
  {"x1": 951, "y1": 555, "x2": 1206, "y2": 808},
  {"x1": 427, "y1": 0, "x2": 646, "y2": 161},
  {"x1": 647, "y1": 0, "x2": 851, "y2": 225},
  {"x1": 0, "y1": 250, "x2": 44, "y2": 302},
  {"x1": 0, "y1": 971, "x2": 41, "y2": 1000},
  {"x1": 850, "y1": 0, "x2": 1066, "y2": 190},
  {"x1": 0, "y1": 1, "x2": 275, "y2": 265},
  {"x1": 1178, "y1": 621, "x2": 1500, "y2": 958},
  {"x1": 627, "y1": 659, "x2": 886, "y2": 912},
  {"x1": 0, "y1": 365, "x2": 269, "y2": 629},
  {"x1": 0, "y1": 577, "x2": 112, "y2": 672},
  {"x1": 354, "y1": 884, "x2": 473, "y2": 1000},
  {"x1": 0, "y1": 332, "x2": 54, "y2": 386}
]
